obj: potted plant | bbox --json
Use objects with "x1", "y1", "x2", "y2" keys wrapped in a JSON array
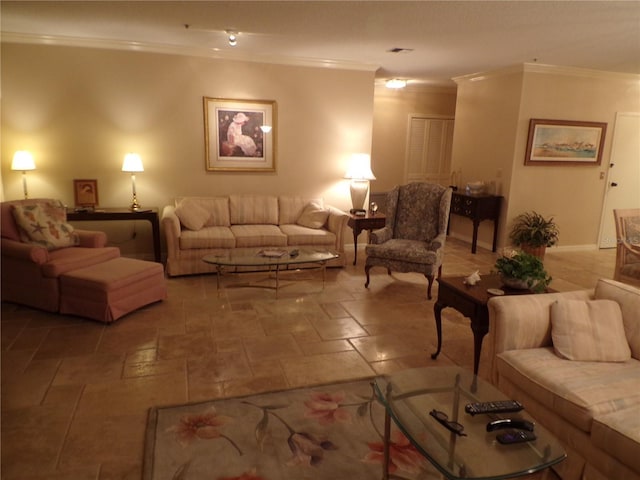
[
  {"x1": 494, "y1": 250, "x2": 552, "y2": 293},
  {"x1": 509, "y1": 211, "x2": 559, "y2": 259}
]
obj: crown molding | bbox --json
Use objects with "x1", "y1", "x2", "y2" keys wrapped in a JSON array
[
  {"x1": 454, "y1": 63, "x2": 640, "y2": 84},
  {"x1": 1, "y1": 31, "x2": 379, "y2": 73}
]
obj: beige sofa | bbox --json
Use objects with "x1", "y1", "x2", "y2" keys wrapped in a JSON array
[
  {"x1": 162, "y1": 195, "x2": 349, "y2": 276},
  {"x1": 486, "y1": 279, "x2": 640, "y2": 480}
]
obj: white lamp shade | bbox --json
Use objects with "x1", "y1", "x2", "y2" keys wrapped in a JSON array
[
  {"x1": 122, "y1": 153, "x2": 144, "y2": 172},
  {"x1": 11, "y1": 151, "x2": 36, "y2": 171},
  {"x1": 344, "y1": 153, "x2": 376, "y2": 180}
]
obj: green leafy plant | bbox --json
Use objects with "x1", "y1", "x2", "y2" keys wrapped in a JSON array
[
  {"x1": 509, "y1": 211, "x2": 559, "y2": 248},
  {"x1": 493, "y1": 251, "x2": 552, "y2": 293}
]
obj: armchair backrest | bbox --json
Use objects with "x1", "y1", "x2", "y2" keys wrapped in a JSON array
[
  {"x1": 385, "y1": 183, "x2": 452, "y2": 242},
  {"x1": 614, "y1": 208, "x2": 640, "y2": 278}
]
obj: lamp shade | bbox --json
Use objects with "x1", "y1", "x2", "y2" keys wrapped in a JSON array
[
  {"x1": 344, "y1": 153, "x2": 376, "y2": 180},
  {"x1": 122, "y1": 153, "x2": 144, "y2": 172},
  {"x1": 11, "y1": 151, "x2": 36, "y2": 171}
]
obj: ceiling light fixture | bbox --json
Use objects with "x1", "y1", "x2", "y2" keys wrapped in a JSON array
[
  {"x1": 385, "y1": 78, "x2": 407, "y2": 89},
  {"x1": 226, "y1": 30, "x2": 238, "y2": 47}
]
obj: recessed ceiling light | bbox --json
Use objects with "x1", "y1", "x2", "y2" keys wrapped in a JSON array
[{"x1": 385, "y1": 79, "x2": 407, "y2": 89}]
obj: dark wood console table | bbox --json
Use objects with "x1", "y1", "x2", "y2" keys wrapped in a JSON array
[
  {"x1": 347, "y1": 213, "x2": 386, "y2": 265},
  {"x1": 67, "y1": 208, "x2": 161, "y2": 263},
  {"x1": 449, "y1": 192, "x2": 502, "y2": 253},
  {"x1": 432, "y1": 274, "x2": 553, "y2": 375}
]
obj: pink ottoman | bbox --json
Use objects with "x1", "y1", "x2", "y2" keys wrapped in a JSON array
[{"x1": 60, "y1": 257, "x2": 167, "y2": 323}]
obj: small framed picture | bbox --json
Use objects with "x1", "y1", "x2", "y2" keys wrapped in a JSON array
[{"x1": 73, "y1": 179, "x2": 99, "y2": 206}]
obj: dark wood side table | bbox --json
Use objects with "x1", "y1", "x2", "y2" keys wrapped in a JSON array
[
  {"x1": 67, "y1": 207, "x2": 162, "y2": 263},
  {"x1": 347, "y1": 213, "x2": 386, "y2": 265},
  {"x1": 449, "y1": 192, "x2": 502, "y2": 254},
  {"x1": 432, "y1": 274, "x2": 552, "y2": 375}
]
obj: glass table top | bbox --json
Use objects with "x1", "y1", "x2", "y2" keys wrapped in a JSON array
[
  {"x1": 202, "y1": 248, "x2": 339, "y2": 268},
  {"x1": 374, "y1": 367, "x2": 566, "y2": 480}
]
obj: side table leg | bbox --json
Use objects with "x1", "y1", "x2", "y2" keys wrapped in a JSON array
[
  {"x1": 431, "y1": 302, "x2": 444, "y2": 359},
  {"x1": 470, "y1": 322, "x2": 489, "y2": 375},
  {"x1": 471, "y1": 220, "x2": 479, "y2": 254},
  {"x1": 352, "y1": 228, "x2": 360, "y2": 265}
]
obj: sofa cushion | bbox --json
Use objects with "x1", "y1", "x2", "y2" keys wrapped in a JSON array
[
  {"x1": 279, "y1": 224, "x2": 336, "y2": 246},
  {"x1": 230, "y1": 225, "x2": 287, "y2": 248},
  {"x1": 591, "y1": 404, "x2": 640, "y2": 473},
  {"x1": 175, "y1": 196, "x2": 230, "y2": 227},
  {"x1": 279, "y1": 196, "x2": 323, "y2": 225},
  {"x1": 41, "y1": 246, "x2": 121, "y2": 278},
  {"x1": 179, "y1": 227, "x2": 236, "y2": 249},
  {"x1": 174, "y1": 199, "x2": 211, "y2": 231},
  {"x1": 497, "y1": 347, "x2": 640, "y2": 432},
  {"x1": 230, "y1": 195, "x2": 278, "y2": 225},
  {"x1": 296, "y1": 201, "x2": 329, "y2": 229},
  {"x1": 595, "y1": 278, "x2": 640, "y2": 360},
  {"x1": 551, "y1": 299, "x2": 631, "y2": 362},
  {"x1": 12, "y1": 201, "x2": 78, "y2": 250}
]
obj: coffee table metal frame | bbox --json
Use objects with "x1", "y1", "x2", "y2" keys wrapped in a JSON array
[
  {"x1": 202, "y1": 248, "x2": 339, "y2": 297},
  {"x1": 374, "y1": 366, "x2": 566, "y2": 480}
]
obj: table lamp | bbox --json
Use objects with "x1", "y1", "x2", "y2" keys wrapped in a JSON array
[
  {"x1": 122, "y1": 153, "x2": 144, "y2": 211},
  {"x1": 11, "y1": 151, "x2": 36, "y2": 199},
  {"x1": 344, "y1": 153, "x2": 376, "y2": 214}
]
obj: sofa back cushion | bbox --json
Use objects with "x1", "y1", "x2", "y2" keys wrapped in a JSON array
[
  {"x1": 279, "y1": 196, "x2": 323, "y2": 225},
  {"x1": 595, "y1": 278, "x2": 640, "y2": 360},
  {"x1": 174, "y1": 197, "x2": 230, "y2": 227},
  {"x1": 230, "y1": 195, "x2": 278, "y2": 225}
]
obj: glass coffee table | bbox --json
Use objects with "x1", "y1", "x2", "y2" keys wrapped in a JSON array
[
  {"x1": 202, "y1": 248, "x2": 339, "y2": 296},
  {"x1": 374, "y1": 367, "x2": 565, "y2": 480}
]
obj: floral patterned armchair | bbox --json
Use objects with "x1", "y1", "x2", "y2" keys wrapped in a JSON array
[
  {"x1": 364, "y1": 183, "x2": 452, "y2": 299},
  {"x1": 614, "y1": 208, "x2": 640, "y2": 287}
]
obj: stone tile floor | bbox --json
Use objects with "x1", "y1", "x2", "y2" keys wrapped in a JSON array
[{"x1": 1, "y1": 238, "x2": 616, "y2": 479}]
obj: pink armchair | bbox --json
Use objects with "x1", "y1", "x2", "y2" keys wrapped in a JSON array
[{"x1": 1, "y1": 199, "x2": 120, "y2": 312}]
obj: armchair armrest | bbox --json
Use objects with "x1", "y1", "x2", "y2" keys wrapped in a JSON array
[
  {"x1": 75, "y1": 230, "x2": 108, "y2": 248},
  {"x1": 1, "y1": 238, "x2": 49, "y2": 264},
  {"x1": 370, "y1": 226, "x2": 392, "y2": 244},
  {"x1": 429, "y1": 232, "x2": 447, "y2": 251},
  {"x1": 486, "y1": 289, "x2": 592, "y2": 384}
]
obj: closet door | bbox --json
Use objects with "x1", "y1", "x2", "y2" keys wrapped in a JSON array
[{"x1": 405, "y1": 116, "x2": 454, "y2": 185}]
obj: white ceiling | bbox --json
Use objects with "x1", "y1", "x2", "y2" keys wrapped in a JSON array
[{"x1": 2, "y1": 1, "x2": 640, "y2": 86}]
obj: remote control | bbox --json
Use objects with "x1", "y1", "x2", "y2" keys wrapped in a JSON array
[
  {"x1": 289, "y1": 249, "x2": 299, "y2": 257},
  {"x1": 496, "y1": 430, "x2": 537, "y2": 444},
  {"x1": 486, "y1": 418, "x2": 535, "y2": 432},
  {"x1": 465, "y1": 400, "x2": 524, "y2": 416}
]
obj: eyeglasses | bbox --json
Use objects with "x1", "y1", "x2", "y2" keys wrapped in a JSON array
[{"x1": 429, "y1": 409, "x2": 467, "y2": 437}]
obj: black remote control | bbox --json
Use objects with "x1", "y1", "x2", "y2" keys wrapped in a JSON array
[
  {"x1": 496, "y1": 430, "x2": 537, "y2": 444},
  {"x1": 289, "y1": 249, "x2": 299, "y2": 257},
  {"x1": 486, "y1": 418, "x2": 534, "y2": 432},
  {"x1": 465, "y1": 400, "x2": 524, "y2": 416}
]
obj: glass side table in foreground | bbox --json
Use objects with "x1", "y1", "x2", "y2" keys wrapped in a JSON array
[{"x1": 373, "y1": 367, "x2": 565, "y2": 480}]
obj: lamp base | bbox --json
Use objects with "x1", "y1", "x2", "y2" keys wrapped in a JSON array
[{"x1": 130, "y1": 194, "x2": 141, "y2": 211}]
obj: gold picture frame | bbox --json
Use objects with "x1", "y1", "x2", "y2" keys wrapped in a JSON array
[
  {"x1": 525, "y1": 119, "x2": 607, "y2": 166},
  {"x1": 203, "y1": 97, "x2": 277, "y2": 172},
  {"x1": 73, "y1": 179, "x2": 99, "y2": 207}
]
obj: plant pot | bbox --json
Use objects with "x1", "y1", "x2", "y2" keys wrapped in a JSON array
[
  {"x1": 520, "y1": 244, "x2": 546, "y2": 260},
  {"x1": 500, "y1": 275, "x2": 533, "y2": 290}
]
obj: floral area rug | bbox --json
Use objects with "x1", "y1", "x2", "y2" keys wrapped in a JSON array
[{"x1": 143, "y1": 378, "x2": 440, "y2": 480}]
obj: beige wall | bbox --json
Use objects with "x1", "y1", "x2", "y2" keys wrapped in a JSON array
[
  {"x1": 452, "y1": 65, "x2": 640, "y2": 251},
  {"x1": 1, "y1": 43, "x2": 375, "y2": 257},
  {"x1": 370, "y1": 84, "x2": 457, "y2": 193}
]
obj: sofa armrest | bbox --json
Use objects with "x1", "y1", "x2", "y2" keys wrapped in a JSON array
[
  {"x1": 325, "y1": 206, "x2": 349, "y2": 253},
  {"x1": 1, "y1": 238, "x2": 49, "y2": 264},
  {"x1": 161, "y1": 205, "x2": 182, "y2": 257},
  {"x1": 75, "y1": 230, "x2": 108, "y2": 248},
  {"x1": 486, "y1": 289, "x2": 593, "y2": 384}
]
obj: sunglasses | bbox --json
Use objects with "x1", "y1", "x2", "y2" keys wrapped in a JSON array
[{"x1": 429, "y1": 409, "x2": 467, "y2": 437}]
